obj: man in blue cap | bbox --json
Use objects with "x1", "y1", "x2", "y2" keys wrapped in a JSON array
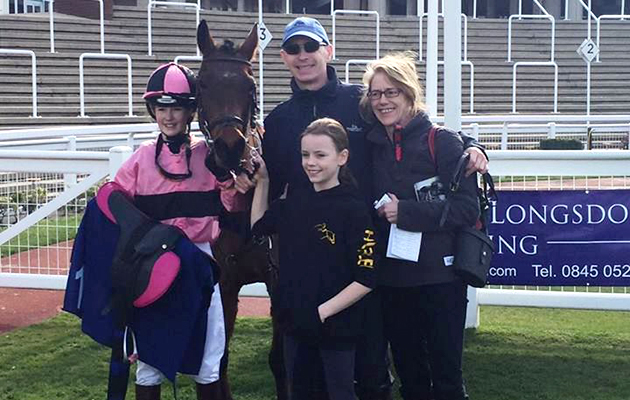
[
  {"x1": 236, "y1": 16, "x2": 487, "y2": 400},
  {"x1": 260, "y1": 17, "x2": 396, "y2": 400}
]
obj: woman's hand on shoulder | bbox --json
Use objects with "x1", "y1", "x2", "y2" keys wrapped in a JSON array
[{"x1": 464, "y1": 147, "x2": 488, "y2": 176}]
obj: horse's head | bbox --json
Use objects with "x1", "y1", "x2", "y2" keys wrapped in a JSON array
[{"x1": 196, "y1": 20, "x2": 260, "y2": 177}]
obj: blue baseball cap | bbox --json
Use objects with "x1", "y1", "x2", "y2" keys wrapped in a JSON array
[{"x1": 282, "y1": 17, "x2": 330, "y2": 46}]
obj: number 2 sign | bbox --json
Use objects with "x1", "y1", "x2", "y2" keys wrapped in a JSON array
[{"x1": 577, "y1": 38, "x2": 600, "y2": 63}]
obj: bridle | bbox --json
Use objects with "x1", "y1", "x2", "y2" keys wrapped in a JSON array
[{"x1": 197, "y1": 56, "x2": 262, "y2": 179}]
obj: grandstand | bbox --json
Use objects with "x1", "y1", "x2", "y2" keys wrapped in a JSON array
[{"x1": 2, "y1": 3, "x2": 630, "y2": 130}]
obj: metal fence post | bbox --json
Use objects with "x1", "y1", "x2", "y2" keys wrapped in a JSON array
[
  {"x1": 548, "y1": 122, "x2": 556, "y2": 139},
  {"x1": 465, "y1": 287, "x2": 480, "y2": 328},
  {"x1": 109, "y1": 146, "x2": 133, "y2": 179},
  {"x1": 64, "y1": 136, "x2": 78, "y2": 187},
  {"x1": 471, "y1": 123, "x2": 479, "y2": 140},
  {"x1": 501, "y1": 123, "x2": 509, "y2": 150}
]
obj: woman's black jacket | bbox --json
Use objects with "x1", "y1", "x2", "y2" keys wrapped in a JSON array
[{"x1": 367, "y1": 112, "x2": 479, "y2": 287}]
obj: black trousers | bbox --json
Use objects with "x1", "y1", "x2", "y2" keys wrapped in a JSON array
[
  {"x1": 354, "y1": 288, "x2": 393, "y2": 399},
  {"x1": 381, "y1": 281, "x2": 469, "y2": 400},
  {"x1": 284, "y1": 334, "x2": 356, "y2": 400}
]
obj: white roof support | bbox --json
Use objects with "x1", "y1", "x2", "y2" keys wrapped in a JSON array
[
  {"x1": 425, "y1": 0, "x2": 438, "y2": 117},
  {"x1": 443, "y1": 0, "x2": 462, "y2": 131}
]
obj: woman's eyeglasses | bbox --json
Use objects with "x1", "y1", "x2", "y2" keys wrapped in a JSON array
[
  {"x1": 367, "y1": 88, "x2": 403, "y2": 100},
  {"x1": 282, "y1": 41, "x2": 325, "y2": 55}
]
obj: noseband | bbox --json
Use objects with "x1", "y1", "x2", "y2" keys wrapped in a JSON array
[{"x1": 197, "y1": 56, "x2": 261, "y2": 178}]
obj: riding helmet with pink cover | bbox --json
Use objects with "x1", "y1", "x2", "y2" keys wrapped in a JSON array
[{"x1": 144, "y1": 62, "x2": 197, "y2": 117}]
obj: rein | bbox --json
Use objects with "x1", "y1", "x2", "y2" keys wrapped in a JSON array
[{"x1": 197, "y1": 55, "x2": 262, "y2": 178}]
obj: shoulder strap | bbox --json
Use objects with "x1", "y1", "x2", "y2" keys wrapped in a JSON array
[{"x1": 428, "y1": 125, "x2": 438, "y2": 166}]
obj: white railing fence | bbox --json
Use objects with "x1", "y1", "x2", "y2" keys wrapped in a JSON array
[
  {"x1": 0, "y1": 124, "x2": 629, "y2": 313},
  {"x1": 512, "y1": 61, "x2": 558, "y2": 113},
  {"x1": 79, "y1": 53, "x2": 134, "y2": 117},
  {"x1": 462, "y1": 122, "x2": 630, "y2": 150},
  {"x1": 0, "y1": 49, "x2": 38, "y2": 117},
  {"x1": 0, "y1": 119, "x2": 627, "y2": 152},
  {"x1": 507, "y1": 15, "x2": 555, "y2": 62},
  {"x1": 596, "y1": 15, "x2": 630, "y2": 62},
  {"x1": 565, "y1": 0, "x2": 598, "y2": 21},
  {"x1": 47, "y1": 0, "x2": 54, "y2": 52},
  {"x1": 147, "y1": 0, "x2": 200, "y2": 57},
  {"x1": 438, "y1": 60, "x2": 474, "y2": 114},
  {"x1": 344, "y1": 59, "x2": 375, "y2": 84},
  {"x1": 96, "y1": 0, "x2": 105, "y2": 53},
  {"x1": 331, "y1": 10, "x2": 380, "y2": 60},
  {"x1": 0, "y1": 146, "x2": 132, "y2": 289},
  {"x1": 418, "y1": 13, "x2": 468, "y2": 62}
]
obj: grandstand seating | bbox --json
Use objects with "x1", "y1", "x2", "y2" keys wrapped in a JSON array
[{"x1": 1, "y1": 6, "x2": 630, "y2": 129}]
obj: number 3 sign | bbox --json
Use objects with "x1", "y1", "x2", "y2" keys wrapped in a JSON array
[{"x1": 258, "y1": 22, "x2": 273, "y2": 51}]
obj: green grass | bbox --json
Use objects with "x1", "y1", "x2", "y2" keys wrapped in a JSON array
[
  {"x1": 1, "y1": 307, "x2": 629, "y2": 400},
  {"x1": 0, "y1": 213, "x2": 82, "y2": 257},
  {"x1": 464, "y1": 307, "x2": 630, "y2": 400}
]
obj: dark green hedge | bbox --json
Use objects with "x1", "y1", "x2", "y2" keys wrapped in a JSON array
[{"x1": 539, "y1": 138, "x2": 584, "y2": 150}]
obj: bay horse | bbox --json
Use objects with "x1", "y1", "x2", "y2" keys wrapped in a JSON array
[{"x1": 195, "y1": 20, "x2": 287, "y2": 400}]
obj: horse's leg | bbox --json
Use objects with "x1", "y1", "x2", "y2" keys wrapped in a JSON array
[{"x1": 216, "y1": 278, "x2": 241, "y2": 400}]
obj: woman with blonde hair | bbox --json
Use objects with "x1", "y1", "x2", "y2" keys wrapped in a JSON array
[{"x1": 362, "y1": 52, "x2": 479, "y2": 400}]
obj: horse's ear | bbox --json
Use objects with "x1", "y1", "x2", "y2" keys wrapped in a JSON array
[
  {"x1": 197, "y1": 19, "x2": 216, "y2": 56},
  {"x1": 238, "y1": 23, "x2": 259, "y2": 62}
]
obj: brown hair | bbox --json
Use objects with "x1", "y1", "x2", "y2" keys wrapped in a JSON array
[
  {"x1": 300, "y1": 118, "x2": 357, "y2": 187},
  {"x1": 359, "y1": 51, "x2": 426, "y2": 123}
]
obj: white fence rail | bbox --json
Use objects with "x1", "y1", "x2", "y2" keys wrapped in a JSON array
[
  {"x1": 418, "y1": 13, "x2": 468, "y2": 62},
  {"x1": 147, "y1": 1, "x2": 200, "y2": 56},
  {"x1": 0, "y1": 146, "x2": 132, "y2": 289},
  {"x1": 507, "y1": 14, "x2": 555, "y2": 62},
  {"x1": 0, "y1": 129, "x2": 628, "y2": 308},
  {"x1": 596, "y1": 15, "x2": 630, "y2": 62},
  {"x1": 332, "y1": 10, "x2": 379, "y2": 60},
  {"x1": 0, "y1": 120, "x2": 626, "y2": 152},
  {"x1": 0, "y1": 49, "x2": 38, "y2": 117},
  {"x1": 79, "y1": 53, "x2": 134, "y2": 117},
  {"x1": 512, "y1": 61, "x2": 558, "y2": 113}
]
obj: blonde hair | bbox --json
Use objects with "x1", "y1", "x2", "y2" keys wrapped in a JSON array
[{"x1": 359, "y1": 52, "x2": 426, "y2": 123}]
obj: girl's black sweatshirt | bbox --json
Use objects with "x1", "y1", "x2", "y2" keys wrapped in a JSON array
[{"x1": 252, "y1": 183, "x2": 377, "y2": 344}]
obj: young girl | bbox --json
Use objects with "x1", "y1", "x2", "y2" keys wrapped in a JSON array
[
  {"x1": 114, "y1": 62, "x2": 245, "y2": 400},
  {"x1": 251, "y1": 118, "x2": 377, "y2": 400}
]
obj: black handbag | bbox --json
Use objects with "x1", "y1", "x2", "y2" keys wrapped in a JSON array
[
  {"x1": 447, "y1": 154, "x2": 497, "y2": 287},
  {"x1": 428, "y1": 126, "x2": 497, "y2": 288}
]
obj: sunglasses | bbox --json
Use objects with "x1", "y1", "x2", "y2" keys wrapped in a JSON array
[
  {"x1": 367, "y1": 88, "x2": 403, "y2": 101},
  {"x1": 282, "y1": 40, "x2": 326, "y2": 55}
]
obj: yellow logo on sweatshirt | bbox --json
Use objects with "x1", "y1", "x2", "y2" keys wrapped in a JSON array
[
  {"x1": 357, "y1": 229, "x2": 376, "y2": 268},
  {"x1": 315, "y1": 223, "x2": 336, "y2": 245}
]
